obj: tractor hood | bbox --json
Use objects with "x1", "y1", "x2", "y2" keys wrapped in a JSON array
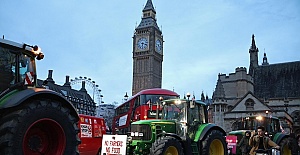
[
  {"x1": 130, "y1": 119, "x2": 177, "y2": 140},
  {"x1": 132, "y1": 119, "x2": 176, "y2": 125},
  {"x1": 131, "y1": 119, "x2": 177, "y2": 134},
  {"x1": 229, "y1": 130, "x2": 254, "y2": 136}
]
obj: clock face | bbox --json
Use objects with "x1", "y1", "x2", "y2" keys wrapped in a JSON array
[
  {"x1": 155, "y1": 39, "x2": 162, "y2": 52},
  {"x1": 137, "y1": 37, "x2": 148, "y2": 50}
]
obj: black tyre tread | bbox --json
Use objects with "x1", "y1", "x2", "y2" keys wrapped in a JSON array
[
  {"x1": 279, "y1": 137, "x2": 290, "y2": 155},
  {"x1": 150, "y1": 136, "x2": 183, "y2": 155},
  {"x1": 201, "y1": 130, "x2": 228, "y2": 155},
  {"x1": 0, "y1": 98, "x2": 80, "y2": 155}
]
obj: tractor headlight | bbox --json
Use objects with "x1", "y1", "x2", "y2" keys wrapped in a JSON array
[
  {"x1": 131, "y1": 132, "x2": 144, "y2": 137},
  {"x1": 127, "y1": 136, "x2": 132, "y2": 142},
  {"x1": 138, "y1": 132, "x2": 143, "y2": 136}
]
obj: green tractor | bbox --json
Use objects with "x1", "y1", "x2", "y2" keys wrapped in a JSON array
[
  {"x1": 127, "y1": 99, "x2": 228, "y2": 155},
  {"x1": 228, "y1": 115, "x2": 290, "y2": 155},
  {"x1": 0, "y1": 38, "x2": 80, "y2": 154}
]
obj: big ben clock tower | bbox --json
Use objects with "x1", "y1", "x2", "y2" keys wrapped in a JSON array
[{"x1": 132, "y1": 0, "x2": 163, "y2": 95}]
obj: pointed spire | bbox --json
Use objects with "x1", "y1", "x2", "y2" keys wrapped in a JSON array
[
  {"x1": 201, "y1": 91, "x2": 205, "y2": 102},
  {"x1": 249, "y1": 34, "x2": 259, "y2": 75},
  {"x1": 136, "y1": 0, "x2": 159, "y2": 30},
  {"x1": 262, "y1": 52, "x2": 269, "y2": 65},
  {"x1": 212, "y1": 75, "x2": 225, "y2": 100},
  {"x1": 143, "y1": 0, "x2": 156, "y2": 13},
  {"x1": 251, "y1": 34, "x2": 256, "y2": 50}
]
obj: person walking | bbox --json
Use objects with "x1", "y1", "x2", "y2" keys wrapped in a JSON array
[
  {"x1": 249, "y1": 126, "x2": 280, "y2": 155},
  {"x1": 238, "y1": 131, "x2": 251, "y2": 155}
]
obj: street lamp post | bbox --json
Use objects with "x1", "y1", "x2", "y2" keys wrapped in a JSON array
[
  {"x1": 124, "y1": 92, "x2": 128, "y2": 101},
  {"x1": 186, "y1": 92, "x2": 191, "y2": 101}
]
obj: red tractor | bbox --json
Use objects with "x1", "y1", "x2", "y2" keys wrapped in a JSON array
[{"x1": 0, "y1": 38, "x2": 80, "y2": 154}]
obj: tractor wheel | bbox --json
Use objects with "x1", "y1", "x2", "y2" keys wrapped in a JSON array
[
  {"x1": 150, "y1": 136, "x2": 183, "y2": 155},
  {"x1": 279, "y1": 137, "x2": 291, "y2": 155},
  {"x1": 0, "y1": 98, "x2": 80, "y2": 155},
  {"x1": 201, "y1": 130, "x2": 227, "y2": 155}
]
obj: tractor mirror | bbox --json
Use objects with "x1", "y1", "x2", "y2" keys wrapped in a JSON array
[{"x1": 190, "y1": 101, "x2": 195, "y2": 109}]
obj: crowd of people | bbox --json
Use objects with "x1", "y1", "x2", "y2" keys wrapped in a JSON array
[{"x1": 236, "y1": 126, "x2": 300, "y2": 155}]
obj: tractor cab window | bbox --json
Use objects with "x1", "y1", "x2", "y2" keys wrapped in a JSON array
[
  {"x1": 0, "y1": 46, "x2": 16, "y2": 92},
  {"x1": 19, "y1": 54, "x2": 34, "y2": 82},
  {"x1": 162, "y1": 101, "x2": 186, "y2": 123},
  {"x1": 272, "y1": 119, "x2": 281, "y2": 132},
  {"x1": 189, "y1": 104, "x2": 206, "y2": 124}
]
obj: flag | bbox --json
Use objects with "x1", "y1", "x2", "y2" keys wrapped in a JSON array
[{"x1": 24, "y1": 72, "x2": 34, "y2": 85}]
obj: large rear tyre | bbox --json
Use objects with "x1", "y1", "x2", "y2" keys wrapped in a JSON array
[
  {"x1": 150, "y1": 136, "x2": 183, "y2": 155},
  {"x1": 201, "y1": 130, "x2": 227, "y2": 155},
  {"x1": 0, "y1": 99, "x2": 80, "y2": 155},
  {"x1": 279, "y1": 137, "x2": 291, "y2": 155}
]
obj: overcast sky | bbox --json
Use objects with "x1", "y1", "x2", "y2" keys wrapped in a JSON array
[{"x1": 1, "y1": 0, "x2": 299, "y2": 105}]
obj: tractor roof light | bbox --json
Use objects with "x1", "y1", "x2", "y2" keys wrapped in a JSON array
[
  {"x1": 23, "y1": 43, "x2": 44, "y2": 60},
  {"x1": 256, "y1": 116, "x2": 263, "y2": 121},
  {"x1": 175, "y1": 99, "x2": 181, "y2": 105}
]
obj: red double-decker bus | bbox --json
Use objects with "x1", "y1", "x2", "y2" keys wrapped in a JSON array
[{"x1": 112, "y1": 88, "x2": 179, "y2": 134}]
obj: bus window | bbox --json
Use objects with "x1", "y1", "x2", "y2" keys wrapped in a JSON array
[{"x1": 134, "y1": 96, "x2": 140, "y2": 107}]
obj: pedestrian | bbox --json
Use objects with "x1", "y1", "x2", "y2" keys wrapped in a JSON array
[
  {"x1": 237, "y1": 131, "x2": 251, "y2": 155},
  {"x1": 288, "y1": 133, "x2": 299, "y2": 155},
  {"x1": 249, "y1": 126, "x2": 280, "y2": 155}
]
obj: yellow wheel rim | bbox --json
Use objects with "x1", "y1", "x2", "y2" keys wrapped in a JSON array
[
  {"x1": 209, "y1": 139, "x2": 224, "y2": 155},
  {"x1": 164, "y1": 146, "x2": 178, "y2": 155},
  {"x1": 281, "y1": 143, "x2": 291, "y2": 155}
]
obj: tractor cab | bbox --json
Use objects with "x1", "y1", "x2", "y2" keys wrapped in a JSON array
[
  {"x1": 0, "y1": 38, "x2": 44, "y2": 93},
  {"x1": 228, "y1": 116, "x2": 290, "y2": 155},
  {"x1": 231, "y1": 115, "x2": 282, "y2": 137},
  {"x1": 161, "y1": 99, "x2": 208, "y2": 139}
]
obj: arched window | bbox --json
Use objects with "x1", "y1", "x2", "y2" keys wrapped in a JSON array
[{"x1": 245, "y1": 99, "x2": 255, "y2": 110}]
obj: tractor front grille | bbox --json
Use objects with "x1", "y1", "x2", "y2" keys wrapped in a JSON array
[{"x1": 130, "y1": 124, "x2": 152, "y2": 141}]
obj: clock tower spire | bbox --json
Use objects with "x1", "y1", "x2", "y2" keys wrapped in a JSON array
[
  {"x1": 132, "y1": 0, "x2": 163, "y2": 95},
  {"x1": 249, "y1": 34, "x2": 259, "y2": 76}
]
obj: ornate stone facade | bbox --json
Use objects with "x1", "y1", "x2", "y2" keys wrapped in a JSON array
[{"x1": 211, "y1": 35, "x2": 300, "y2": 134}]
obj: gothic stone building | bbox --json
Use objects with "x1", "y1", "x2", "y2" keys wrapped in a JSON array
[
  {"x1": 132, "y1": 0, "x2": 163, "y2": 95},
  {"x1": 211, "y1": 35, "x2": 300, "y2": 135}
]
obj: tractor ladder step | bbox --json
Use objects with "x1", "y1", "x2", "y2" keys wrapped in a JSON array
[{"x1": 191, "y1": 142, "x2": 199, "y2": 155}]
